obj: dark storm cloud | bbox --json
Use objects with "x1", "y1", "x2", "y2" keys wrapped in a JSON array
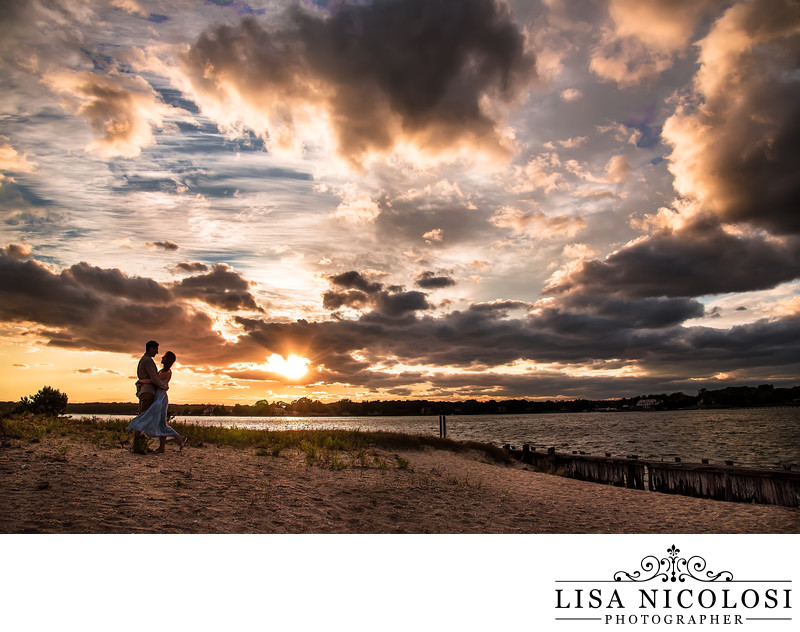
[
  {"x1": 65, "y1": 262, "x2": 173, "y2": 303},
  {"x1": 675, "y1": 316, "x2": 800, "y2": 369},
  {"x1": 0, "y1": 252, "x2": 246, "y2": 364},
  {"x1": 328, "y1": 270, "x2": 383, "y2": 293},
  {"x1": 467, "y1": 301, "x2": 530, "y2": 316},
  {"x1": 182, "y1": 0, "x2": 536, "y2": 161},
  {"x1": 0, "y1": 253, "x2": 270, "y2": 365},
  {"x1": 373, "y1": 290, "x2": 430, "y2": 318},
  {"x1": 560, "y1": 295, "x2": 705, "y2": 329},
  {"x1": 323, "y1": 270, "x2": 431, "y2": 317},
  {"x1": 0, "y1": 255, "x2": 104, "y2": 326},
  {"x1": 174, "y1": 261, "x2": 210, "y2": 273},
  {"x1": 234, "y1": 301, "x2": 800, "y2": 391},
  {"x1": 146, "y1": 240, "x2": 179, "y2": 251},
  {"x1": 415, "y1": 270, "x2": 456, "y2": 289},
  {"x1": 546, "y1": 218, "x2": 800, "y2": 299},
  {"x1": 322, "y1": 289, "x2": 370, "y2": 310},
  {"x1": 172, "y1": 263, "x2": 263, "y2": 312}
]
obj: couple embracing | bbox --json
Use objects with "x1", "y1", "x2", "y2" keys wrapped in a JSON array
[{"x1": 127, "y1": 340, "x2": 187, "y2": 453}]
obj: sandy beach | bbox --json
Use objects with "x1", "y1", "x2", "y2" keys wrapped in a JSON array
[{"x1": 1, "y1": 430, "x2": 798, "y2": 534}]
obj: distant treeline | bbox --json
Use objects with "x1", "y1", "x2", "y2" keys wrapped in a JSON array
[{"x1": 4, "y1": 383, "x2": 794, "y2": 418}]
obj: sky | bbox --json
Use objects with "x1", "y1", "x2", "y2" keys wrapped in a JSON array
[{"x1": 0, "y1": 0, "x2": 799, "y2": 405}]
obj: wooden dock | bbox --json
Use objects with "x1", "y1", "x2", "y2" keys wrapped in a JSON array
[{"x1": 503, "y1": 445, "x2": 800, "y2": 507}]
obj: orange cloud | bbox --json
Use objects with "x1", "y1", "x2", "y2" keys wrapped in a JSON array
[
  {"x1": 662, "y1": 0, "x2": 800, "y2": 234},
  {"x1": 1, "y1": 243, "x2": 32, "y2": 260},
  {"x1": 0, "y1": 143, "x2": 37, "y2": 179},
  {"x1": 490, "y1": 206, "x2": 585, "y2": 239},
  {"x1": 608, "y1": 0, "x2": 722, "y2": 52},
  {"x1": 591, "y1": 0, "x2": 723, "y2": 86},
  {"x1": 509, "y1": 153, "x2": 568, "y2": 193},
  {"x1": 604, "y1": 154, "x2": 632, "y2": 183},
  {"x1": 44, "y1": 71, "x2": 181, "y2": 159}
]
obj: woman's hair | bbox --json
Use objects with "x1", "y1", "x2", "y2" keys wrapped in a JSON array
[{"x1": 161, "y1": 351, "x2": 176, "y2": 371}]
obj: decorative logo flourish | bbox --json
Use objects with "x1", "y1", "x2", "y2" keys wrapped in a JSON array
[{"x1": 613, "y1": 545, "x2": 733, "y2": 583}]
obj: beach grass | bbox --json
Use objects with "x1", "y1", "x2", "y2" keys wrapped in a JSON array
[{"x1": 0, "y1": 413, "x2": 512, "y2": 466}]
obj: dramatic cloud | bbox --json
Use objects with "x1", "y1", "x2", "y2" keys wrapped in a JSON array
[
  {"x1": 0, "y1": 243, "x2": 32, "y2": 260},
  {"x1": 490, "y1": 206, "x2": 585, "y2": 239},
  {"x1": 662, "y1": 0, "x2": 800, "y2": 234},
  {"x1": 557, "y1": 294, "x2": 705, "y2": 329},
  {"x1": 607, "y1": 0, "x2": 721, "y2": 52},
  {"x1": 423, "y1": 228, "x2": 444, "y2": 243},
  {"x1": 323, "y1": 269, "x2": 431, "y2": 318},
  {"x1": 333, "y1": 192, "x2": 382, "y2": 224},
  {"x1": 234, "y1": 298, "x2": 800, "y2": 388},
  {"x1": 322, "y1": 289, "x2": 370, "y2": 311},
  {"x1": 64, "y1": 262, "x2": 173, "y2": 304},
  {"x1": 510, "y1": 153, "x2": 568, "y2": 194},
  {"x1": 179, "y1": 0, "x2": 536, "y2": 164},
  {"x1": 545, "y1": 218, "x2": 800, "y2": 299},
  {"x1": 415, "y1": 271, "x2": 456, "y2": 289},
  {"x1": 371, "y1": 290, "x2": 430, "y2": 319},
  {"x1": 172, "y1": 264, "x2": 263, "y2": 312},
  {"x1": 328, "y1": 270, "x2": 384, "y2": 294},
  {"x1": 590, "y1": 0, "x2": 723, "y2": 85},
  {"x1": 44, "y1": 71, "x2": 182, "y2": 159},
  {"x1": 0, "y1": 253, "x2": 269, "y2": 364},
  {"x1": 590, "y1": 33, "x2": 675, "y2": 86},
  {"x1": 0, "y1": 253, "x2": 231, "y2": 362}
]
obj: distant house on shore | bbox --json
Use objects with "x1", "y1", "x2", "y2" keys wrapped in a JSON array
[{"x1": 635, "y1": 398, "x2": 660, "y2": 410}]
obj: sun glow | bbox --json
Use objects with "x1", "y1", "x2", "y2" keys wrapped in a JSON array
[{"x1": 265, "y1": 353, "x2": 311, "y2": 380}]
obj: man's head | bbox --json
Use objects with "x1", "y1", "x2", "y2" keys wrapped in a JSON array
[{"x1": 145, "y1": 340, "x2": 159, "y2": 357}]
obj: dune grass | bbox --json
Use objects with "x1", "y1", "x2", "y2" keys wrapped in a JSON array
[{"x1": 0, "y1": 413, "x2": 511, "y2": 466}]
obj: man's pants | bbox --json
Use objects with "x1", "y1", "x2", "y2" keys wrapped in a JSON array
[{"x1": 138, "y1": 392, "x2": 155, "y2": 414}]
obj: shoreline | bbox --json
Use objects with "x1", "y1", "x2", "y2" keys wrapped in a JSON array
[
  {"x1": 60, "y1": 408, "x2": 800, "y2": 473},
  {"x1": 57, "y1": 402, "x2": 800, "y2": 417},
  {"x1": 1, "y1": 419, "x2": 798, "y2": 534}
]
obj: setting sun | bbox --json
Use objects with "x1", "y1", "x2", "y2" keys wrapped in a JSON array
[{"x1": 265, "y1": 354, "x2": 311, "y2": 380}]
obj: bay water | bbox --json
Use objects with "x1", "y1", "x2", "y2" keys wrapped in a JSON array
[{"x1": 82, "y1": 407, "x2": 800, "y2": 470}]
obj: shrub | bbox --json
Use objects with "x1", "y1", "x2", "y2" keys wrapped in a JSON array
[{"x1": 18, "y1": 386, "x2": 68, "y2": 416}]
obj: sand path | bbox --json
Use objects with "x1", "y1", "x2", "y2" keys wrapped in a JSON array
[{"x1": 1, "y1": 433, "x2": 798, "y2": 533}]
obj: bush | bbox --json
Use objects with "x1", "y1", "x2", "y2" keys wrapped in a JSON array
[{"x1": 18, "y1": 386, "x2": 69, "y2": 416}]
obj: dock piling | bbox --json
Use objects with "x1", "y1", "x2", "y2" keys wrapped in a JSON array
[{"x1": 504, "y1": 447, "x2": 799, "y2": 507}]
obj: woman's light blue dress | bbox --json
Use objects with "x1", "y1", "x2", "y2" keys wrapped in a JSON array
[{"x1": 126, "y1": 389, "x2": 179, "y2": 438}]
